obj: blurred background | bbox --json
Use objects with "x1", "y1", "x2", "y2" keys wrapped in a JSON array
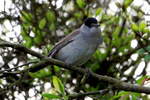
[{"x1": 0, "y1": 0, "x2": 150, "y2": 100}]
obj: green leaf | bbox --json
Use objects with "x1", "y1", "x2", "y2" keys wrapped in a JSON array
[
  {"x1": 21, "y1": 28, "x2": 28, "y2": 38},
  {"x1": 143, "y1": 28, "x2": 150, "y2": 33},
  {"x1": 111, "y1": 91, "x2": 129, "y2": 100},
  {"x1": 146, "y1": 45, "x2": 150, "y2": 51},
  {"x1": 112, "y1": 26, "x2": 122, "y2": 47},
  {"x1": 114, "y1": 26, "x2": 121, "y2": 34},
  {"x1": 131, "y1": 23, "x2": 138, "y2": 32},
  {"x1": 137, "y1": 48, "x2": 145, "y2": 54},
  {"x1": 52, "y1": 76, "x2": 65, "y2": 95},
  {"x1": 131, "y1": 93, "x2": 140, "y2": 100},
  {"x1": 49, "y1": 23, "x2": 56, "y2": 30},
  {"x1": 46, "y1": 10, "x2": 56, "y2": 22},
  {"x1": 39, "y1": 18, "x2": 46, "y2": 29},
  {"x1": 124, "y1": 34, "x2": 135, "y2": 45},
  {"x1": 23, "y1": 37, "x2": 33, "y2": 48},
  {"x1": 96, "y1": 8, "x2": 102, "y2": 16},
  {"x1": 29, "y1": 69, "x2": 51, "y2": 79},
  {"x1": 139, "y1": 21, "x2": 146, "y2": 31},
  {"x1": 63, "y1": 96, "x2": 69, "y2": 100},
  {"x1": 90, "y1": 63, "x2": 100, "y2": 72},
  {"x1": 33, "y1": 35, "x2": 42, "y2": 44},
  {"x1": 42, "y1": 93, "x2": 60, "y2": 99},
  {"x1": 93, "y1": 50, "x2": 101, "y2": 59},
  {"x1": 144, "y1": 54, "x2": 150, "y2": 61},
  {"x1": 21, "y1": 11, "x2": 32, "y2": 23},
  {"x1": 25, "y1": 41, "x2": 32, "y2": 48},
  {"x1": 74, "y1": 12, "x2": 83, "y2": 18},
  {"x1": 118, "y1": 46, "x2": 128, "y2": 53},
  {"x1": 124, "y1": 0, "x2": 133, "y2": 8},
  {"x1": 54, "y1": 65, "x2": 60, "y2": 72},
  {"x1": 136, "y1": 76, "x2": 148, "y2": 85},
  {"x1": 76, "y1": 0, "x2": 85, "y2": 8}
]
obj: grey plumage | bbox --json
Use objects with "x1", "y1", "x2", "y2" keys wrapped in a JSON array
[{"x1": 48, "y1": 18, "x2": 103, "y2": 66}]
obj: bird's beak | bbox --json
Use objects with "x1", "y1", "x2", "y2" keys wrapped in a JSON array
[{"x1": 92, "y1": 23, "x2": 100, "y2": 27}]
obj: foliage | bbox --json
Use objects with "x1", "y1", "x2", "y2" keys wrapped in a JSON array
[{"x1": 0, "y1": 0, "x2": 150, "y2": 100}]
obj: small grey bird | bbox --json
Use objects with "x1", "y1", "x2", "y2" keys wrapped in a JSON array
[{"x1": 48, "y1": 18, "x2": 103, "y2": 66}]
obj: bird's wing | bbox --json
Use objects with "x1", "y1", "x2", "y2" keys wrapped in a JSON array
[{"x1": 48, "y1": 29, "x2": 80, "y2": 58}]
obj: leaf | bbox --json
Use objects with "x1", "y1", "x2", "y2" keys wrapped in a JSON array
[
  {"x1": 144, "y1": 54, "x2": 150, "y2": 61},
  {"x1": 49, "y1": 23, "x2": 56, "y2": 30},
  {"x1": 139, "y1": 21, "x2": 146, "y2": 31},
  {"x1": 114, "y1": 26, "x2": 121, "y2": 34},
  {"x1": 52, "y1": 76, "x2": 65, "y2": 95},
  {"x1": 39, "y1": 18, "x2": 46, "y2": 29},
  {"x1": 46, "y1": 10, "x2": 56, "y2": 22},
  {"x1": 124, "y1": 0, "x2": 133, "y2": 8},
  {"x1": 33, "y1": 35, "x2": 42, "y2": 44},
  {"x1": 54, "y1": 65, "x2": 60, "y2": 72},
  {"x1": 111, "y1": 91, "x2": 129, "y2": 100},
  {"x1": 42, "y1": 93, "x2": 60, "y2": 99},
  {"x1": 24, "y1": 37, "x2": 33, "y2": 48},
  {"x1": 143, "y1": 28, "x2": 150, "y2": 33},
  {"x1": 29, "y1": 69, "x2": 51, "y2": 79},
  {"x1": 76, "y1": 0, "x2": 85, "y2": 8},
  {"x1": 74, "y1": 12, "x2": 82, "y2": 18},
  {"x1": 93, "y1": 50, "x2": 101, "y2": 59},
  {"x1": 118, "y1": 46, "x2": 128, "y2": 53},
  {"x1": 63, "y1": 96, "x2": 69, "y2": 100},
  {"x1": 21, "y1": 28, "x2": 28, "y2": 38},
  {"x1": 131, "y1": 93, "x2": 140, "y2": 100},
  {"x1": 112, "y1": 26, "x2": 122, "y2": 47},
  {"x1": 146, "y1": 46, "x2": 150, "y2": 51},
  {"x1": 124, "y1": 34, "x2": 135, "y2": 45},
  {"x1": 21, "y1": 11, "x2": 32, "y2": 23},
  {"x1": 131, "y1": 23, "x2": 138, "y2": 32},
  {"x1": 137, "y1": 48, "x2": 145, "y2": 54},
  {"x1": 90, "y1": 63, "x2": 100, "y2": 72},
  {"x1": 136, "y1": 76, "x2": 148, "y2": 85},
  {"x1": 96, "y1": 8, "x2": 102, "y2": 16}
]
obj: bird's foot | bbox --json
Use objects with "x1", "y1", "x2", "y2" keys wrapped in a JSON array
[{"x1": 80, "y1": 67, "x2": 91, "y2": 84}]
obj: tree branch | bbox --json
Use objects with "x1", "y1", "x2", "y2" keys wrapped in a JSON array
[
  {"x1": 0, "y1": 41, "x2": 45, "y2": 59},
  {"x1": 68, "y1": 88, "x2": 109, "y2": 99},
  {"x1": 1, "y1": 41, "x2": 150, "y2": 94}
]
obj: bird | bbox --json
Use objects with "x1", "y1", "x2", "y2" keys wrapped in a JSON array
[{"x1": 48, "y1": 17, "x2": 103, "y2": 66}]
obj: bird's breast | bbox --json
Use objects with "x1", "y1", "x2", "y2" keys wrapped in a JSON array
[{"x1": 55, "y1": 36, "x2": 99, "y2": 66}]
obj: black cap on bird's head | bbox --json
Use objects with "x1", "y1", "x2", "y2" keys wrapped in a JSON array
[{"x1": 84, "y1": 17, "x2": 99, "y2": 28}]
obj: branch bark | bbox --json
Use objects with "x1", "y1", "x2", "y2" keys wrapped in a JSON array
[
  {"x1": 68, "y1": 88, "x2": 109, "y2": 99},
  {"x1": 1, "y1": 41, "x2": 150, "y2": 94}
]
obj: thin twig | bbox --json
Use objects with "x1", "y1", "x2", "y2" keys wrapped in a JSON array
[{"x1": 0, "y1": 61, "x2": 38, "y2": 74}]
